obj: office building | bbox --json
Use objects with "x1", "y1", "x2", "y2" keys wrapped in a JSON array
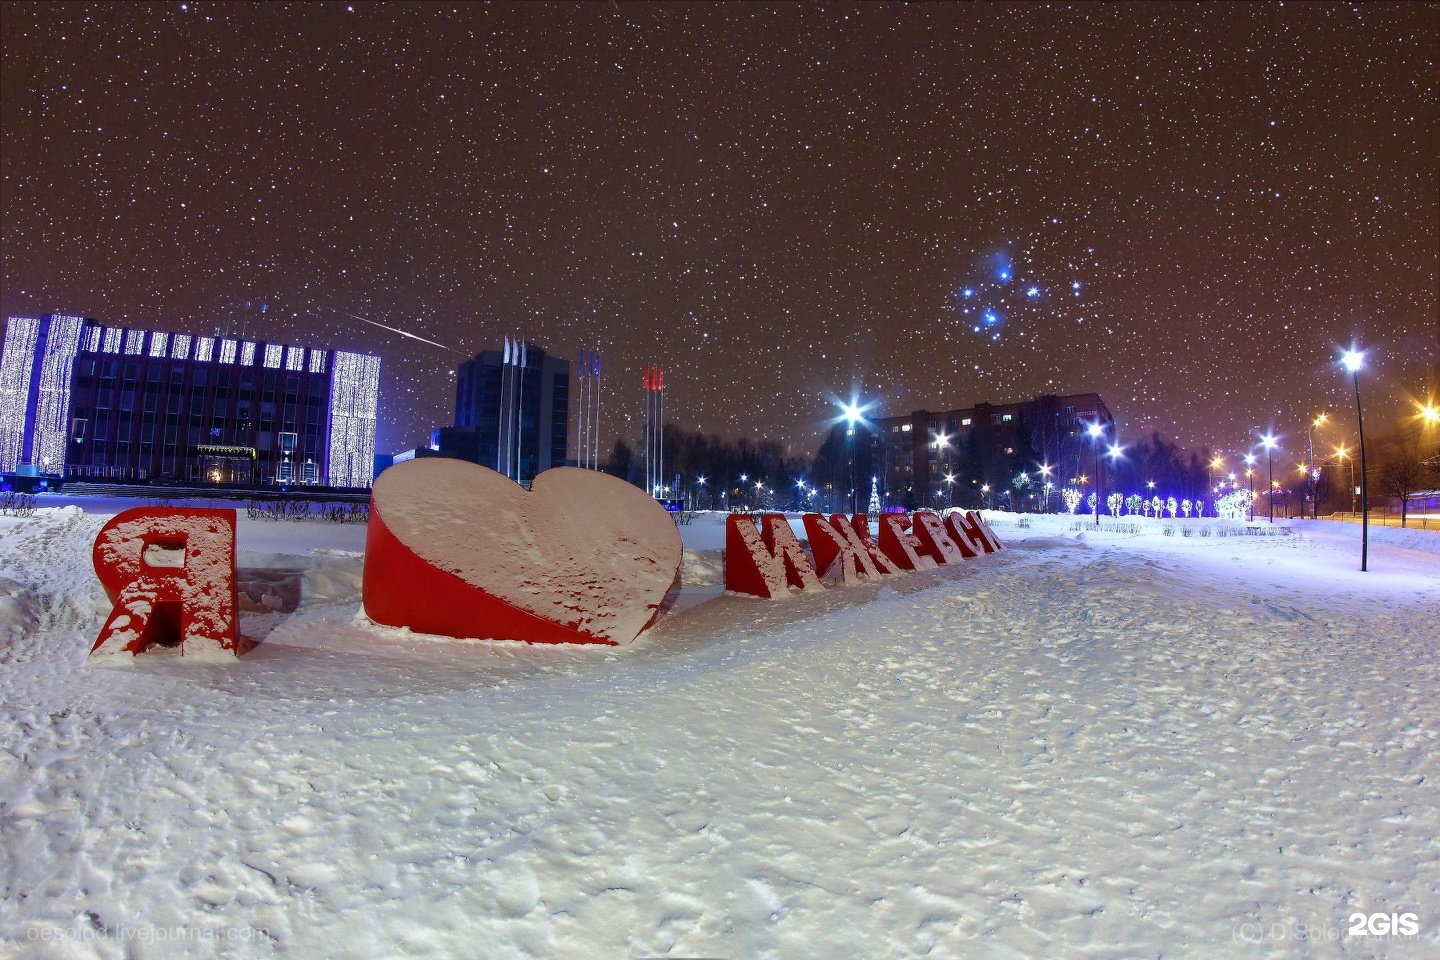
[
  {"x1": 453, "y1": 340, "x2": 569, "y2": 486},
  {"x1": 0, "y1": 313, "x2": 381, "y2": 487}
]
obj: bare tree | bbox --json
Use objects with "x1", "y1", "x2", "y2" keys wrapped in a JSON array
[{"x1": 1377, "y1": 453, "x2": 1424, "y2": 527}]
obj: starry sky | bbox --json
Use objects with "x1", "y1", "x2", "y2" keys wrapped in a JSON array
[{"x1": 3, "y1": 2, "x2": 1436, "y2": 464}]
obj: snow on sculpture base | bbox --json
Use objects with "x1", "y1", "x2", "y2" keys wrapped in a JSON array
[{"x1": 363, "y1": 461, "x2": 683, "y2": 645}]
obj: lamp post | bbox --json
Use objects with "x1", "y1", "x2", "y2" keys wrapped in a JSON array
[
  {"x1": 1341, "y1": 349, "x2": 1368, "y2": 572},
  {"x1": 1332, "y1": 445, "x2": 1355, "y2": 514},
  {"x1": 839, "y1": 400, "x2": 866, "y2": 515},
  {"x1": 1260, "y1": 434, "x2": 1278, "y2": 523},
  {"x1": 1087, "y1": 422, "x2": 1105, "y2": 527},
  {"x1": 1307, "y1": 413, "x2": 1328, "y2": 518},
  {"x1": 1243, "y1": 453, "x2": 1256, "y2": 521},
  {"x1": 1207, "y1": 456, "x2": 1224, "y2": 518},
  {"x1": 1107, "y1": 444, "x2": 1123, "y2": 516}
]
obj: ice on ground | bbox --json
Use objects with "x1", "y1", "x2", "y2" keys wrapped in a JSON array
[{"x1": 1, "y1": 503, "x2": 1437, "y2": 958}]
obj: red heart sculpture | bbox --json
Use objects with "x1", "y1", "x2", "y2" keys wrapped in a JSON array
[{"x1": 364, "y1": 461, "x2": 682, "y2": 645}]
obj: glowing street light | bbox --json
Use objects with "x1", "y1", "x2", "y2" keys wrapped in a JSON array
[
  {"x1": 1260, "y1": 433, "x2": 1278, "y2": 523},
  {"x1": 1341, "y1": 348, "x2": 1369, "y2": 572},
  {"x1": 836, "y1": 397, "x2": 870, "y2": 514},
  {"x1": 1243, "y1": 452, "x2": 1257, "y2": 522},
  {"x1": 1087, "y1": 421, "x2": 1106, "y2": 527},
  {"x1": 1305, "y1": 412, "x2": 1330, "y2": 519}
]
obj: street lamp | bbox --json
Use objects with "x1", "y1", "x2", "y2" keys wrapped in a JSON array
[
  {"x1": 1207, "y1": 456, "x2": 1224, "y2": 517},
  {"x1": 944, "y1": 471, "x2": 956, "y2": 508},
  {"x1": 838, "y1": 399, "x2": 868, "y2": 514},
  {"x1": 1243, "y1": 453, "x2": 1257, "y2": 521},
  {"x1": 1087, "y1": 421, "x2": 1105, "y2": 527},
  {"x1": 1260, "y1": 433, "x2": 1278, "y2": 523},
  {"x1": 1332, "y1": 445, "x2": 1356, "y2": 514},
  {"x1": 1107, "y1": 444, "x2": 1123, "y2": 516},
  {"x1": 1307, "y1": 413, "x2": 1329, "y2": 519},
  {"x1": 1341, "y1": 349, "x2": 1369, "y2": 572}
]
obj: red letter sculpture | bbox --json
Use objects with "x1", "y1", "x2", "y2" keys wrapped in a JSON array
[
  {"x1": 911, "y1": 511, "x2": 966, "y2": 565},
  {"x1": 91, "y1": 507, "x2": 240, "y2": 660},
  {"x1": 847, "y1": 515, "x2": 903, "y2": 575},
  {"x1": 725, "y1": 514, "x2": 822, "y2": 598},
  {"x1": 803, "y1": 513, "x2": 885, "y2": 585},
  {"x1": 947, "y1": 510, "x2": 1002, "y2": 554},
  {"x1": 879, "y1": 513, "x2": 939, "y2": 571}
]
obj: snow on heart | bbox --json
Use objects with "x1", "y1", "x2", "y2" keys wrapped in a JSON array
[{"x1": 363, "y1": 460, "x2": 683, "y2": 645}]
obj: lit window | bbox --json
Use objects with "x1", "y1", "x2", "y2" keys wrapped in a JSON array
[
  {"x1": 961, "y1": 418, "x2": 972, "y2": 426},
  {"x1": 102, "y1": 328, "x2": 122, "y2": 353},
  {"x1": 308, "y1": 350, "x2": 327, "y2": 374},
  {"x1": 1002, "y1": 414, "x2": 1013, "y2": 422},
  {"x1": 240, "y1": 341, "x2": 257, "y2": 366},
  {"x1": 124, "y1": 330, "x2": 145, "y2": 355},
  {"x1": 285, "y1": 346, "x2": 304, "y2": 371},
  {"x1": 171, "y1": 334, "x2": 192, "y2": 359},
  {"x1": 149, "y1": 332, "x2": 169, "y2": 357},
  {"x1": 263, "y1": 344, "x2": 283, "y2": 369},
  {"x1": 195, "y1": 337, "x2": 215, "y2": 362},
  {"x1": 219, "y1": 339, "x2": 237, "y2": 364},
  {"x1": 901, "y1": 424, "x2": 912, "y2": 432}
]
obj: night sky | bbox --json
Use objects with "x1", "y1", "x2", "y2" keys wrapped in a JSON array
[{"x1": 3, "y1": 2, "x2": 1435, "y2": 465}]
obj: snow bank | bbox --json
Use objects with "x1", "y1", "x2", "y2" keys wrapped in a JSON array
[{"x1": 0, "y1": 504, "x2": 1436, "y2": 958}]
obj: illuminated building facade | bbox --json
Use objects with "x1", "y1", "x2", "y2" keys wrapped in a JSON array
[
  {"x1": 875, "y1": 392, "x2": 1114, "y2": 510},
  {"x1": 0, "y1": 314, "x2": 380, "y2": 487}
]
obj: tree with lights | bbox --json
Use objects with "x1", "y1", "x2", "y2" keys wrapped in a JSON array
[
  {"x1": 1063, "y1": 487, "x2": 1082, "y2": 514},
  {"x1": 1125, "y1": 494, "x2": 1142, "y2": 515},
  {"x1": 1181, "y1": 499, "x2": 1192, "y2": 518},
  {"x1": 1166, "y1": 496, "x2": 1178, "y2": 518},
  {"x1": 1107, "y1": 492, "x2": 1123, "y2": 516}
]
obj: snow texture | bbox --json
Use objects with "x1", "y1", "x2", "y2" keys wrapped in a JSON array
[{"x1": 1, "y1": 501, "x2": 1438, "y2": 958}]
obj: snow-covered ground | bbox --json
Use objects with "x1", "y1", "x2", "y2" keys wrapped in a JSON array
[{"x1": 2, "y1": 499, "x2": 1437, "y2": 958}]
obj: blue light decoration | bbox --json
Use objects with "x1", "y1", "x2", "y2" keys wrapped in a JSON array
[{"x1": 1026, "y1": 286, "x2": 1040, "y2": 298}]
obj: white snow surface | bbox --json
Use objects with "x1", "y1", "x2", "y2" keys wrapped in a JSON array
[{"x1": 1, "y1": 502, "x2": 1438, "y2": 958}]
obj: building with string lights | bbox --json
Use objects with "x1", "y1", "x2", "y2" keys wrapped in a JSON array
[
  {"x1": 875, "y1": 392, "x2": 1114, "y2": 510},
  {"x1": 0, "y1": 313, "x2": 381, "y2": 488}
]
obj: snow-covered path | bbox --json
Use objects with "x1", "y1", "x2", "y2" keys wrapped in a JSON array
[{"x1": 1, "y1": 508, "x2": 1437, "y2": 958}]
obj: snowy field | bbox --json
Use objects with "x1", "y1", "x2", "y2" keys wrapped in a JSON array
[{"x1": 1, "y1": 498, "x2": 1438, "y2": 959}]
